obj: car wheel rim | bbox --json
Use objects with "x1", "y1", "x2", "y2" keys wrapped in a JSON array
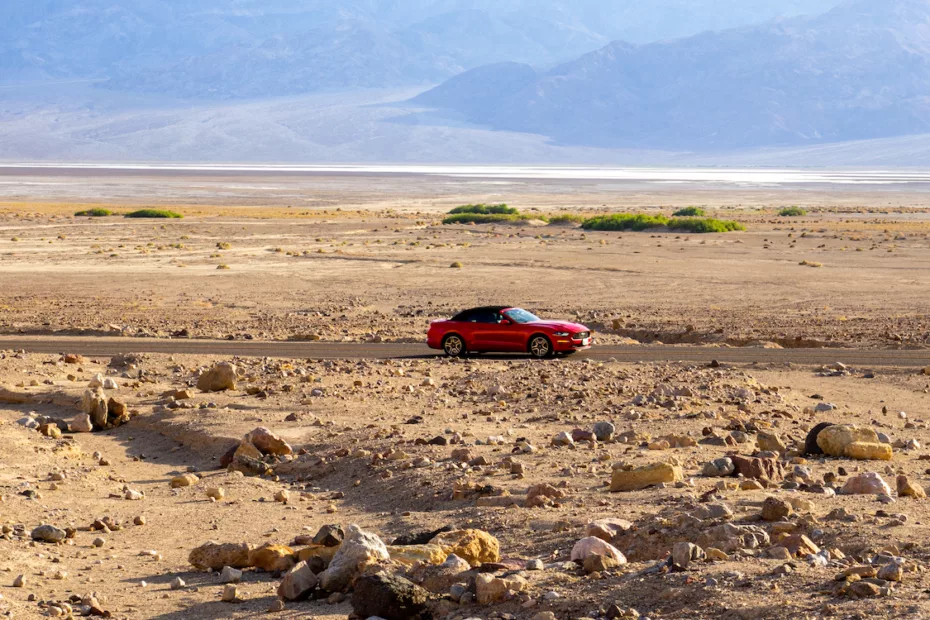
[
  {"x1": 531, "y1": 337, "x2": 549, "y2": 357},
  {"x1": 445, "y1": 337, "x2": 463, "y2": 356}
]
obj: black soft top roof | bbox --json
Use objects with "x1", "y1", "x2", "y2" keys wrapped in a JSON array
[{"x1": 452, "y1": 306, "x2": 513, "y2": 321}]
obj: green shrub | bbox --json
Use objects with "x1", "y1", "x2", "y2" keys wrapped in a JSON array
[
  {"x1": 74, "y1": 208, "x2": 113, "y2": 217},
  {"x1": 581, "y1": 213, "x2": 669, "y2": 231},
  {"x1": 448, "y1": 204, "x2": 518, "y2": 215},
  {"x1": 547, "y1": 214, "x2": 585, "y2": 225},
  {"x1": 443, "y1": 213, "x2": 540, "y2": 225},
  {"x1": 672, "y1": 207, "x2": 706, "y2": 217},
  {"x1": 778, "y1": 207, "x2": 807, "y2": 217},
  {"x1": 667, "y1": 217, "x2": 745, "y2": 233},
  {"x1": 125, "y1": 209, "x2": 183, "y2": 219},
  {"x1": 582, "y1": 213, "x2": 744, "y2": 233}
]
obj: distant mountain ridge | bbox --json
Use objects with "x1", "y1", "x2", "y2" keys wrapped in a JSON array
[
  {"x1": 415, "y1": 0, "x2": 930, "y2": 149},
  {"x1": 1, "y1": 0, "x2": 840, "y2": 98}
]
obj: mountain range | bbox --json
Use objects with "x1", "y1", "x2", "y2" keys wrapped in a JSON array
[
  {"x1": 2, "y1": 1, "x2": 839, "y2": 98},
  {"x1": 414, "y1": 0, "x2": 930, "y2": 149}
]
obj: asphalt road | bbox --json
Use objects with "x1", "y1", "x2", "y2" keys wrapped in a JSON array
[{"x1": 0, "y1": 337, "x2": 927, "y2": 367}]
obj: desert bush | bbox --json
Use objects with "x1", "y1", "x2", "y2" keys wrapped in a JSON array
[
  {"x1": 583, "y1": 213, "x2": 744, "y2": 233},
  {"x1": 448, "y1": 204, "x2": 518, "y2": 215},
  {"x1": 74, "y1": 208, "x2": 113, "y2": 217},
  {"x1": 672, "y1": 207, "x2": 706, "y2": 217},
  {"x1": 779, "y1": 207, "x2": 807, "y2": 216},
  {"x1": 581, "y1": 213, "x2": 669, "y2": 231},
  {"x1": 450, "y1": 261, "x2": 463, "y2": 268},
  {"x1": 667, "y1": 217, "x2": 745, "y2": 233},
  {"x1": 548, "y1": 214, "x2": 585, "y2": 225},
  {"x1": 443, "y1": 213, "x2": 540, "y2": 225},
  {"x1": 216, "y1": 242, "x2": 232, "y2": 250},
  {"x1": 125, "y1": 209, "x2": 183, "y2": 219}
]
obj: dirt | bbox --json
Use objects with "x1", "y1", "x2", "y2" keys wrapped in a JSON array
[{"x1": 1, "y1": 172, "x2": 929, "y2": 349}]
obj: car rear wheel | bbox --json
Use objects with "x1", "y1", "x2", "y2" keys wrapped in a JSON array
[
  {"x1": 442, "y1": 334, "x2": 466, "y2": 358},
  {"x1": 528, "y1": 335, "x2": 552, "y2": 359}
]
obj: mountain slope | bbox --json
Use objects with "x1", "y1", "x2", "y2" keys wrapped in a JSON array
[
  {"x1": 415, "y1": 0, "x2": 930, "y2": 149},
  {"x1": 1, "y1": 1, "x2": 841, "y2": 98}
]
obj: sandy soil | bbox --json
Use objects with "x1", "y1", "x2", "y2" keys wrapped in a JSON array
[{"x1": 0, "y1": 171, "x2": 929, "y2": 348}]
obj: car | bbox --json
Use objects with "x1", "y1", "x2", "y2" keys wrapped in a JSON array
[{"x1": 427, "y1": 306, "x2": 593, "y2": 358}]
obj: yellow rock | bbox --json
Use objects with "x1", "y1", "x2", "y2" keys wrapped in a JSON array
[
  {"x1": 248, "y1": 544, "x2": 296, "y2": 572},
  {"x1": 387, "y1": 544, "x2": 448, "y2": 566},
  {"x1": 170, "y1": 473, "x2": 199, "y2": 488},
  {"x1": 234, "y1": 440, "x2": 263, "y2": 460},
  {"x1": 609, "y1": 462, "x2": 683, "y2": 492},
  {"x1": 816, "y1": 425, "x2": 892, "y2": 461},
  {"x1": 431, "y1": 529, "x2": 500, "y2": 567},
  {"x1": 845, "y1": 441, "x2": 892, "y2": 461},
  {"x1": 296, "y1": 544, "x2": 339, "y2": 566}
]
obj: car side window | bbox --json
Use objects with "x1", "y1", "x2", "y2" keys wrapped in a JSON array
[{"x1": 470, "y1": 311, "x2": 499, "y2": 324}]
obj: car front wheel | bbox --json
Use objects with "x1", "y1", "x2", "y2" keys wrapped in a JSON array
[
  {"x1": 528, "y1": 335, "x2": 552, "y2": 359},
  {"x1": 442, "y1": 334, "x2": 466, "y2": 358}
]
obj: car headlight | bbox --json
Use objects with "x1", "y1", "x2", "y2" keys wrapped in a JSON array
[{"x1": 553, "y1": 332, "x2": 569, "y2": 337}]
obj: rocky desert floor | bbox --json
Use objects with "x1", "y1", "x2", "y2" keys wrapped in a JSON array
[{"x1": 2, "y1": 169, "x2": 930, "y2": 620}]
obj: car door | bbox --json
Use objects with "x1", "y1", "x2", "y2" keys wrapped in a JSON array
[
  {"x1": 495, "y1": 317, "x2": 529, "y2": 351},
  {"x1": 468, "y1": 310, "x2": 502, "y2": 350}
]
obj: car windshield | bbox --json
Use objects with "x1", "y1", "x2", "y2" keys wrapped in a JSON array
[{"x1": 504, "y1": 308, "x2": 540, "y2": 324}]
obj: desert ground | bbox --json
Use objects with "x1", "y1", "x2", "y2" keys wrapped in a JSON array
[{"x1": 2, "y1": 168, "x2": 930, "y2": 620}]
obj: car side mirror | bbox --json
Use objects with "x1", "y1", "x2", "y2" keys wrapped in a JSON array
[{"x1": 499, "y1": 319, "x2": 512, "y2": 325}]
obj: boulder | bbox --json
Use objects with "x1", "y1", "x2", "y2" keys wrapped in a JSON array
[
  {"x1": 386, "y1": 544, "x2": 447, "y2": 566},
  {"x1": 313, "y1": 524, "x2": 345, "y2": 547},
  {"x1": 475, "y1": 573, "x2": 526, "y2": 605},
  {"x1": 896, "y1": 475, "x2": 926, "y2": 499},
  {"x1": 757, "y1": 432, "x2": 787, "y2": 453},
  {"x1": 296, "y1": 544, "x2": 340, "y2": 568},
  {"x1": 319, "y1": 525, "x2": 390, "y2": 592},
  {"x1": 570, "y1": 537, "x2": 627, "y2": 565},
  {"x1": 31, "y1": 525, "x2": 67, "y2": 544},
  {"x1": 840, "y1": 472, "x2": 892, "y2": 496},
  {"x1": 82, "y1": 389, "x2": 108, "y2": 429},
  {"x1": 525, "y1": 483, "x2": 567, "y2": 508},
  {"x1": 409, "y1": 554, "x2": 472, "y2": 594},
  {"x1": 248, "y1": 544, "x2": 296, "y2": 572},
  {"x1": 246, "y1": 427, "x2": 293, "y2": 456},
  {"x1": 671, "y1": 542, "x2": 705, "y2": 570},
  {"x1": 782, "y1": 534, "x2": 819, "y2": 557},
  {"x1": 730, "y1": 455, "x2": 783, "y2": 482},
  {"x1": 170, "y1": 474, "x2": 199, "y2": 488},
  {"x1": 189, "y1": 542, "x2": 254, "y2": 570},
  {"x1": 352, "y1": 572, "x2": 430, "y2": 620},
  {"x1": 761, "y1": 497, "x2": 793, "y2": 522},
  {"x1": 277, "y1": 561, "x2": 319, "y2": 601},
  {"x1": 431, "y1": 529, "x2": 500, "y2": 567},
  {"x1": 610, "y1": 462, "x2": 683, "y2": 492},
  {"x1": 584, "y1": 518, "x2": 633, "y2": 542},
  {"x1": 593, "y1": 422, "x2": 615, "y2": 442},
  {"x1": 702, "y1": 457, "x2": 735, "y2": 477},
  {"x1": 197, "y1": 362, "x2": 238, "y2": 392},
  {"x1": 70, "y1": 414, "x2": 93, "y2": 433},
  {"x1": 803, "y1": 422, "x2": 834, "y2": 455},
  {"x1": 816, "y1": 425, "x2": 892, "y2": 461},
  {"x1": 583, "y1": 554, "x2": 622, "y2": 573}
]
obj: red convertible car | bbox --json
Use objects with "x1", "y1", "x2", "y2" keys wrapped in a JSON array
[{"x1": 427, "y1": 306, "x2": 592, "y2": 358}]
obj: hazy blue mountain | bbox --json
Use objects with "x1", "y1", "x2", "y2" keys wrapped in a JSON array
[
  {"x1": 415, "y1": 0, "x2": 930, "y2": 149},
  {"x1": 2, "y1": 1, "x2": 840, "y2": 98}
]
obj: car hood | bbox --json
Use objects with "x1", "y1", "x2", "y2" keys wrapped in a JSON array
[{"x1": 528, "y1": 320, "x2": 590, "y2": 333}]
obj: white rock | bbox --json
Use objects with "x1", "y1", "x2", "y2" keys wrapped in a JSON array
[
  {"x1": 318, "y1": 524, "x2": 389, "y2": 592},
  {"x1": 569, "y1": 537, "x2": 627, "y2": 564}
]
